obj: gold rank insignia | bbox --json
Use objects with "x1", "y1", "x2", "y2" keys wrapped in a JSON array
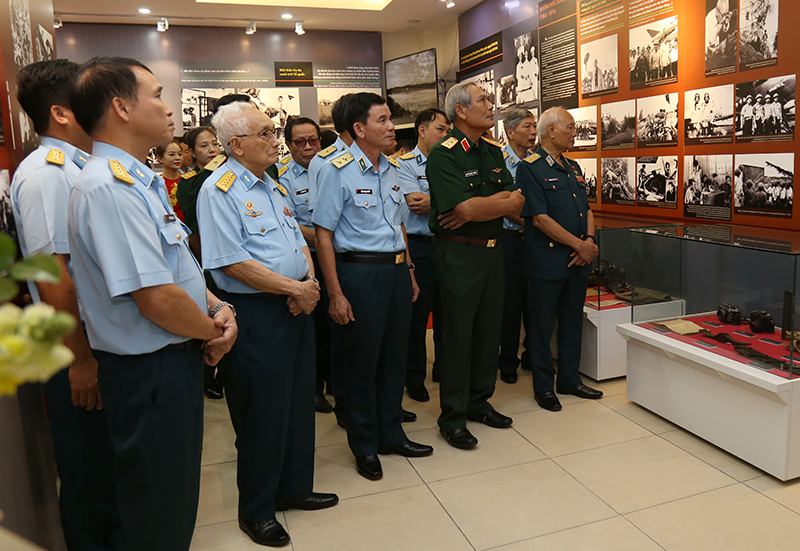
[
  {"x1": 181, "y1": 169, "x2": 197, "y2": 179},
  {"x1": 524, "y1": 153, "x2": 541, "y2": 164},
  {"x1": 386, "y1": 155, "x2": 400, "y2": 168},
  {"x1": 275, "y1": 182, "x2": 289, "y2": 196},
  {"x1": 109, "y1": 160, "x2": 134, "y2": 184},
  {"x1": 331, "y1": 152, "x2": 354, "y2": 169},
  {"x1": 440, "y1": 137, "x2": 458, "y2": 149},
  {"x1": 278, "y1": 165, "x2": 289, "y2": 177},
  {"x1": 481, "y1": 136, "x2": 503, "y2": 148},
  {"x1": 399, "y1": 152, "x2": 416, "y2": 160},
  {"x1": 280, "y1": 155, "x2": 291, "y2": 165},
  {"x1": 215, "y1": 170, "x2": 236, "y2": 192},
  {"x1": 503, "y1": 150, "x2": 509, "y2": 160},
  {"x1": 318, "y1": 145, "x2": 337, "y2": 158},
  {"x1": 205, "y1": 154, "x2": 226, "y2": 171},
  {"x1": 45, "y1": 148, "x2": 64, "y2": 166}
]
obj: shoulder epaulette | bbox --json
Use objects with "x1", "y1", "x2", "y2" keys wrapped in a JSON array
[
  {"x1": 109, "y1": 160, "x2": 134, "y2": 184},
  {"x1": 280, "y1": 154, "x2": 291, "y2": 165},
  {"x1": 399, "y1": 152, "x2": 416, "y2": 160},
  {"x1": 205, "y1": 154, "x2": 226, "y2": 172},
  {"x1": 331, "y1": 152, "x2": 354, "y2": 169},
  {"x1": 180, "y1": 169, "x2": 197, "y2": 180},
  {"x1": 481, "y1": 136, "x2": 503, "y2": 148},
  {"x1": 318, "y1": 145, "x2": 337, "y2": 158},
  {"x1": 386, "y1": 155, "x2": 400, "y2": 168},
  {"x1": 524, "y1": 153, "x2": 541, "y2": 164},
  {"x1": 215, "y1": 171, "x2": 236, "y2": 193},
  {"x1": 45, "y1": 148, "x2": 64, "y2": 166},
  {"x1": 503, "y1": 151, "x2": 509, "y2": 160},
  {"x1": 441, "y1": 137, "x2": 458, "y2": 150},
  {"x1": 278, "y1": 165, "x2": 289, "y2": 177}
]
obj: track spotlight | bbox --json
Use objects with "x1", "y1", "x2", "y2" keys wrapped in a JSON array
[
  {"x1": 295, "y1": 21, "x2": 305, "y2": 35},
  {"x1": 246, "y1": 21, "x2": 256, "y2": 34},
  {"x1": 157, "y1": 17, "x2": 169, "y2": 32},
  {"x1": 53, "y1": 14, "x2": 63, "y2": 28},
  {"x1": 446, "y1": 1, "x2": 455, "y2": 7}
]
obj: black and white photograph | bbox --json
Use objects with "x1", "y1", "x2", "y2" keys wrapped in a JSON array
[
  {"x1": 18, "y1": 107, "x2": 35, "y2": 155},
  {"x1": 35, "y1": 24, "x2": 54, "y2": 62},
  {"x1": 637, "y1": 93, "x2": 679, "y2": 148},
  {"x1": 568, "y1": 106, "x2": 597, "y2": 151},
  {"x1": 735, "y1": 152, "x2": 794, "y2": 218},
  {"x1": 739, "y1": 0, "x2": 778, "y2": 71},
  {"x1": 513, "y1": 31, "x2": 539, "y2": 106},
  {"x1": 685, "y1": 85, "x2": 735, "y2": 145},
  {"x1": 629, "y1": 16, "x2": 678, "y2": 91},
  {"x1": 496, "y1": 74, "x2": 516, "y2": 109},
  {"x1": 575, "y1": 157, "x2": 598, "y2": 203},
  {"x1": 601, "y1": 99, "x2": 636, "y2": 150},
  {"x1": 464, "y1": 69, "x2": 495, "y2": 107},
  {"x1": 705, "y1": 0, "x2": 738, "y2": 76},
  {"x1": 0, "y1": 170, "x2": 14, "y2": 241},
  {"x1": 10, "y1": 0, "x2": 33, "y2": 70},
  {"x1": 636, "y1": 156, "x2": 678, "y2": 208},
  {"x1": 385, "y1": 49, "x2": 438, "y2": 126},
  {"x1": 316, "y1": 87, "x2": 381, "y2": 128},
  {"x1": 684, "y1": 155, "x2": 733, "y2": 221},
  {"x1": 581, "y1": 34, "x2": 619, "y2": 99},
  {"x1": 735, "y1": 74, "x2": 794, "y2": 143},
  {"x1": 601, "y1": 157, "x2": 636, "y2": 205}
]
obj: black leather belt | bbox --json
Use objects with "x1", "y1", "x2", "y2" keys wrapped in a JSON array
[
  {"x1": 407, "y1": 234, "x2": 433, "y2": 243},
  {"x1": 434, "y1": 233, "x2": 498, "y2": 248},
  {"x1": 163, "y1": 339, "x2": 202, "y2": 351},
  {"x1": 501, "y1": 229, "x2": 523, "y2": 237},
  {"x1": 340, "y1": 251, "x2": 406, "y2": 264}
]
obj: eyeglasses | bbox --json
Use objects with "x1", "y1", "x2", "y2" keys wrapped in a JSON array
[
  {"x1": 229, "y1": 129, "x2": 276, "y2": 145},
  {"x1": 291, "y1": 137, "x2": 320, "y2": 148}
]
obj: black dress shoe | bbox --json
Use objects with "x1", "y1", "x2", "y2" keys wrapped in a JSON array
[
  {"x1": 275, "y1": 492, "x2": 339, "y2": 511},
  {"x1": 440, "y1": 427, "x2": 478, "y2": 450},
  {"x1": 500, "y1": 369, "x2": 518, "y2": 384},
  {"x1": 377, "y1": 439, "x2": 433, "y2": 457},
  {"x1": 534, "y1": 391, "x2": 562, "y2": 412},
  {"x1": 557, "y1": 383, "x2": 603, "y2": 400},
  {"x1": 315, "y1": 394, "x2": 333, "y2": 413},
  {"x1": 355, "y1": 454, "x2": 383, "y2": 480},
  {"x1": 239, "y1": 516, "x2": 290, "y2": 547},
  {"x1": 468, "y1": 409, "x2": 513, "y2": 428},
  {"x1": 402, "y1": 409, "x2": 417, "y2": 423},
  {"x1": 407, "y1": 383, "x2": 430, "y2": 402}
]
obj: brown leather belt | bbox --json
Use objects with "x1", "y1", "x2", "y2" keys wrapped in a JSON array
[{"x1": 434, "y1": 233, "x2": 497, "y2": 248}]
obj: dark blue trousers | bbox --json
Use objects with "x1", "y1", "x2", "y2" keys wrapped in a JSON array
[
  {"x1": 498, "y1": 233, "x2": 529, "y2": 372},
  {"x1": 406, "y1": 236, "x2": 442, "y2": 387}
]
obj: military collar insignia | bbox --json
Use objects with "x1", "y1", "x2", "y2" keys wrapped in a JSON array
[
  {"x1": 241, "y1": 172, "x2": 254, "y2": 185},
  {"x1": 440, "y1": 137, "x2": 458, "y2": 150},
  {"x1": 503, "y1": 150, "x2": 509, "y2": 160},
  {"x1": 416, "y1": 154, "x2": 425, "y2": 165},
  {"x1": 278, "y1": 165, "x2": 290, "y2": 177},
  {"x1": 331, "y1": 151, "x2": 354, "y2": 169},
  {"x1": 73, "y1": 150, "x2": 88, "y2": 169},
  {"x1": 399, "y1": 152, "x2": 416, "y2": 160},
  {"x1": 205, "y1": 154, "x2": 226, "y2": 172},
  {"x1": 133, "y1": 166, "x2": 147, "y2": 182},
  {"x1": 280, "y1": 155, "x2": 291, "y2": 165},
  {"x1": 460, "y1": 138, "x2": 471, "y2": 153},
  {"x1": 481, "y1": 136, "x2": 503, "y2": 148},
  {"x1": 291, "y1": 164, "x2": 303, "y2": 177},
  {"x1": 318, "y1": 145, "x2": 337, "y2": 158},
  {"x1": 546, "y1": 155, "x2": 555, "y2": 167},
  {"x1": 509, "y1": 156, "x2": 517, "y2": 167},
  {"x1": 215, "y1": 170, "x2": 236, "y2": 192},
  {"x1": 181, "y1": 169, "x2": 198, "y2": 179},
  {"x1": 524, "y1": 153, "x2": 541, "y2": 164},
  {"x1": 109, "y1": 160, "x2": 134, "y2": 184},
  {"x1": 357, "y1": 156, "x2": 369, "y2": 174},
  {"x1": 45, "y1": 148, "x2": 65, "y2": 166}
]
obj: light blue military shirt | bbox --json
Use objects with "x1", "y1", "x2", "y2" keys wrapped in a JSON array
[
  {"x1": 197, "y1": 156, "x2": 309, "y2": 294},
  {"x1": 68, "y1": 142, "x2": 207, "y2": 355},
  {"x1": 11, "y1": 136, "x2": 89, "y2": 304},
  {"x1": 502, "y1": 144, "x2": 525, "y2": 231},
  {"x1": 396, "y1": 146, "x2": 433, "y2": 237},
  {"x1": 277, "y1": 154, "x2": 315, "y2": 228},
  {"x1": 312, "y1": 141, "x2": 407, "y2": 253}
]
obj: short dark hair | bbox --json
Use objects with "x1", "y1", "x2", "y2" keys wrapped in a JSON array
[
  {"x1": 345, "y1": 93, "x2": 386, "y2": 141},
  {"x1": 396, "y1": 139, "x2": 414, "y2": 153},
  {"x1": 212, "y1": 93, "x2": 253, "y2": 115},
  {"x1": 284, "y1": 116, "x2": 320, "y2": 143},
  {"x1": 332, "y1": 94, "x2": 356, "y2": 134},
  {"x1": 17, "y1": 60, "x2": 80, "y2": 135},
  {"x1": 185, "y1": 126, "x2": 216, "y2": 151},
  {"x1": 70, "y1": 56, "x2": 151, "y2": 136},
  {"x1": 414, "y1": 108, "x2": 447, "y2": 138}
]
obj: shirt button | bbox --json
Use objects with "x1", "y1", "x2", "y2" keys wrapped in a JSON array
[
  {"x1": 580, "y1": 213, "x2": 584, "y2": 217},
  {"x1": 573, "y1": 193, "x2": 576, "y2": 198},
  {"x1": 176, "y1": 234, "x2": 181, "y2": 240},
  {"x1": 261, "y1": 228, "x2": 265, "y2": 232},
  {"x1": 549, "y1": 242, "x2": 554, "y2": 247},
  {"x1": 552, "y1": 185, "x2": 556, "y2": 189}
]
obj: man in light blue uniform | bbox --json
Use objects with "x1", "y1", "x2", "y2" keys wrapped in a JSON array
[
  {"x1": 498, "y1": 109, "x2": 538, "y2": 384},
  {"x1": 68, "y1": 57, "x2": 237, "y2": 551},
  {"x1": 197, "y1": 102, "x2": 337, "y2": 548},
  {"x1": 313, "y1": 92, "x2": 433, "y2": 482},
  {"x1": 11, "y1": 59, "x2": 116, "y2": 551},
  {"x1": 396, "y1": 108, "x2": 449, "y2": 402}
]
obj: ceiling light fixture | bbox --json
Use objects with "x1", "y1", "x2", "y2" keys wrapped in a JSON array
[
  {"x1": 138, "y1": 7, "x2": 151, "y2": 13},
  {"x1": 53, "y1": 14, "x2": 63, "y2": 28},
  {"x1": 246, "y1": 21, "x2": 256, "y2": 34},
  {"x1": 295, "y1": 21, "x2": 305, "y2": 35},
  {"x1": 157, "y1": 17, "x2": 169, "y2": 32},
  {"x1": 281, "y1": 13, "x2": 292, "y2": 19},
  {"x1": 446, "y1": 0, "x2": 455, "y2": 6}
]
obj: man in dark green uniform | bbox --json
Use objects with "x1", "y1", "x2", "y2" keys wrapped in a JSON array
[
  {"x1": 516, "y1": 107, "x2": 603, "y2": 412},
  {"x1": 427, "y1": 82, "x2": 525, "y2": 450}
]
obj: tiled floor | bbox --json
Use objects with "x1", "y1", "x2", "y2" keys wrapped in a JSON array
[{"x1": 190, "y1": 347, "x2": 800, "y2": 550}]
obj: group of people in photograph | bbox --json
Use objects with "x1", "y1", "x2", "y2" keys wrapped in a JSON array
[
  {"x1": 737, "y1": 92, "x2": 785, "y2": 135},
  {"x1": 629, "y1": 40, "x2": 678, "y2": 85},
  {"x1": 685, "y1": 159, "x2": 733, "y2": 207}
]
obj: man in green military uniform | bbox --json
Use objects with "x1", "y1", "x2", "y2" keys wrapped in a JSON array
[
  {"x1": 516, "y1": 107, "x2": 602, "y2": 413},
  {"x1": 427, "y1": 82, "x2": 525, "y2": 450}
]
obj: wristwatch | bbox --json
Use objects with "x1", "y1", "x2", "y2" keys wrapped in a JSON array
[
  {"x1": 301, "y1": 274, "x2": 320, "y2": 285},
  {"x1": 586, "y1": 235, "x2": 596, "y2": 243},
  {"x1": 210, "y1": 301, "x2": 236, "y2": 317},
  {"x1": 408, "y1": 263, "x2": 416, "y2": 270}
]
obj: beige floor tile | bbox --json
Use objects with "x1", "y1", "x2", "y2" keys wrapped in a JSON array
[
  {"x1": 202, "y1": 419, "x2": 237, "y2": 466},
  {"x1": 203, "y1": 397, "x2": 230, "y2": 423},
  {"x1": 581, "y1": 374, "x2": 627, "y2": 397},
  {"x1": 401, "y1": 388, "x2": 441, "y2": 434},
  {"x1": 491, "y1": 517, "x2": 662, "y2": 551},
  {"x1": 489, "y1": 372, "x2": 544, "y2": 416},
  {"x1": 430, "y1": 460, "x2": 616, "y2": 550},
  {"x1": 513, "y1": 400, "x2": 651, "y2": 457},
  {"x1": 313, "y1": 409, "x2": 348, "y2": 448},
  {"x1": 190, "y1": 514, "x2": 287, "y2": 550},
  {"x1": 746, "y1": 475, "x2": 800, "y2": 514},
  {"x1": 627, "y1": 484, "x2": 800, "y2": 550},
  {"x1": 285, "y1": 485, "x2": 472, "y2": 551},
  {"x1": 661, "y1": 430, "x2": 764, "y2": 482},
  {"x1": 311, "y1": 442, "x2": 424, "y2": 500},
  {"x1": 601, "y1": 394, "x2": 678, "y2": 434},
  {"x1": 196, "y1": 461, "x2": 239, "y2": 527},
  {"x1": 406, "y1": 425, "x2": 545, "y2": 482},
  {"x1": 556, "y1": 436, "x2": 735, "y2": 514}
]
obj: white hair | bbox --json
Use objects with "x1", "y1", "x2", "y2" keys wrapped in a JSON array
[
  {"x1": 444, "y1": 82, "x2": 479, "y2": 123},
  {"x1": 536, "y1": 107, "x2": 571, "y2": 138},
  {"x1": 211, "y1": 102, "x2": 257, "y2": 155}
]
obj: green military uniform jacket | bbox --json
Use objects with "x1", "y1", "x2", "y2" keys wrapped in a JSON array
[{"x1": 426, "y1": 126, "x2": 515, "y2": 238}]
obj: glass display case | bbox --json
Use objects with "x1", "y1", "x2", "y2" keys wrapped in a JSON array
[{"x1": 618, "y1": 223, "x2": 800, "y2": 480}]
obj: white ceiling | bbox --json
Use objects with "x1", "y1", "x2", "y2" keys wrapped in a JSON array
[{"x1": 52, "y1": 0, "x2": 483, "y2": 34}]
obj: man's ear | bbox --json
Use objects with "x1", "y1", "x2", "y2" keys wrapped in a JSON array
[
  {"x1": 110, "y1": 97, "x2": 131, "y2": 123},
  {"x1": 353, "y1": 121, "x2": 366, "y2": 140},
  {"x1": 50, "y1": 105, "x2": 71, "y2": 127}
]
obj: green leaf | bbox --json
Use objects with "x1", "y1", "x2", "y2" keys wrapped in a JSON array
[
  {"x1": 0, "y1": 277, "x2": 19, "y2": 302},
  {"x1": 0, "y1": 234, "x2": 16, "y2": 273},
  {"x1": 10, "y1": 254, "x2": 61, "y2": 283}
]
